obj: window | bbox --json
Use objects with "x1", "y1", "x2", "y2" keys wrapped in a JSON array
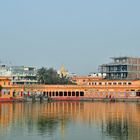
[
  {"x1": 64, "y1": 92, "x2": 67, "y2": 96},
  {"x1": 108, "y1": 83, "x2": 112, "y2": 85},
  {"x1": 80, "y1": 91, "x2": 84, "y2": 96},
  {"x1": 43, "y1": 92, "x2": 46, "y2": 96},
  {"x1": 76, "y1": 92, "x2": 79, "y2": 97},
  {"x1": 59, "y1": 92, "x2": 63, "y2": 96},
  {"x1": 136, "y1": 92, "x2": 140, "y2": 96},
  {"x1": 56, "y1": 92, "x2": 58, "y2": 96},
  {"x1": 72, "y1": 92, "x2": 75, "y2": 96},
  {"x1": 113, "y1": 82, "x2": 117, "y2": 85},
  {"x1": 99, "y1": 82, "x2": 102, "y2": 85},
  {"x1": 128, "y1": 82, "x2": 132, "y2": 85},
  {"x1": 68, "y1": 92, "x2": 71, "y2": 96},
  {"x1": 49, "y1": 92, "x2": 51, "y2": 97},
  {"x1": 118, "y1": 82, "x2": 122, "y2": 85}
]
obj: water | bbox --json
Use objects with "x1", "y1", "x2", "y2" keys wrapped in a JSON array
[{"x1": 0, "y1": 102, "x2": 140, "y2": 140}]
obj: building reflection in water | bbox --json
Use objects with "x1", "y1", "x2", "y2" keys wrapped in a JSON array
[{"x1": 0, "y1": 102, "x2": 140, "y2": 140}]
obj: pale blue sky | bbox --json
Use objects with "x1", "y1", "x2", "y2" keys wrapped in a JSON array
[{"x1": 0, "y1": 0, "x2": 140, "y2": 74}]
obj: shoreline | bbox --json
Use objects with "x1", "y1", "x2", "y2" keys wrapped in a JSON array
[{"x1": 0, "y1": 97, "x2": 140, "y2": 102}]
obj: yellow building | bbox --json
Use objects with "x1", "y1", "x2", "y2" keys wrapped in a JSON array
[{"x1": 58, "y1": 65, "x2": 69, "y2": 77}]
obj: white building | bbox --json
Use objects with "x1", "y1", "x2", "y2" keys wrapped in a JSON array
[
  {"x1": 88, "y1": 72, "x2": 106, "y2": 78},
  {"x1": 0, "y1": 65, "x2": 12, "y2": 76},
  {"x1": 0, "y1": 65, "x2": 37, "y2": 85}
]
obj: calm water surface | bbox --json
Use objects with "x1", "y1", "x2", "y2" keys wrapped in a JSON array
[{"x1": 0, "y1": 102, "x2": 140, "y2": 140}]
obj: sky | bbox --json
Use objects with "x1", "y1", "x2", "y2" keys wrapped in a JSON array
[{"x1": 0, "y1": 0, "x2": 140, "y2": 75}]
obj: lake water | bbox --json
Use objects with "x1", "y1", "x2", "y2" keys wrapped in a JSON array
[{"x1": 0, "y1": 102, "x2": 140, "y2": 140}]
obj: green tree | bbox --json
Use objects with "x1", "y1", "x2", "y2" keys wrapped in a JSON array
[
  {"x1": 0, "y1": 85, "x2": 2, "y2": 97},
  {"x1": 0, "y1": 85, "x2": 2, "y2": 91},
  {"x1": 44, "y1": 68, "x2": 59, "y2": 84},
  {"x1": 37, "y1": 67, "x2": 47, "y2": 84},
  {"x1": 37, "y1": 67, "x2": 75, "y2": 85}
]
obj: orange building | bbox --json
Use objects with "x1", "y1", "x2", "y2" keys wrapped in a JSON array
[
  {"x1": 1, "y1": 76, "x2": 140, "y2": 101},
  {"x1": 0, "y1": 77, "x2": 13, "y2": 101},
  {"x1": 71, "y1": 76, "x2": 103, "y2": 85}
]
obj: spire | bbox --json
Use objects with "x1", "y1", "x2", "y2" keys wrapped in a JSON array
[{"x1": 59, "y1": 65, "x2": 69, "y2": 77}]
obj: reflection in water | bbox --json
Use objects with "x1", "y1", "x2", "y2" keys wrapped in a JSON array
[
  {"x1": 0, "y1": 102, "x2": 140, "y2": 140},
  {"x1": 102, "y1": 119, "x2": 128, "y2": 140},
  {"x1": 37, "y1": 117, "x2": 59, "y2": 135}
]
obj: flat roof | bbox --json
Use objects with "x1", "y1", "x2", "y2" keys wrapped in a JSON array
[{"x1": 111, "y1": 56, "x2": 140, "y2": 60}]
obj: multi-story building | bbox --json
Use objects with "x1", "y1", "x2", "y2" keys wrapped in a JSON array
[
  {"x1": 11, "y1": 66, "x2": 37, "y2": 85},
  {"x1": 0, "y1": 65, "x2": 37, "y2": 85},
  {"x1": 99, "y1": 57, "x2": 140, "y2": 80},
  {"x1": 0, "y1": 65, "x2": 12, "y2": 76},
  {"x1": 0, "y1": 76, "x2": 13, "y2": 100}
]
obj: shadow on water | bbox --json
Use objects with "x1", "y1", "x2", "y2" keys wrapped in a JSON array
[
  {"x1": 102, "y1": 119, "x2": 128, "y2": 140},
  {"x1": 37, "y1": 117, "x2": 59, "y2": 135}
]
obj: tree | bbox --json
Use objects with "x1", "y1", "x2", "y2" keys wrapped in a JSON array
[
  {"x1": 44, "y1": 68, "x2": 59, "y2": 84},
  {"x1": 0, "y1": 85, "x2": 2, "y2": 97},
  {"x1": 0, "y1": 85, "x2": 2, "y2": 91},
  {"x1": 37, "y1": 67, "x2": 47, "y2": 84},
  {"x1": 37, "y1": 67, "x2": 74, "y2": 85}
]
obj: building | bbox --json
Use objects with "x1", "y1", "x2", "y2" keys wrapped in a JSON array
[
  {"x1": 57, "y1": 65, "x2": 69, "y2": 77},
  {"x1": 71, "y1": 76, "x2": 103, "y2": 85},
  {"x1": 11, "y1": 66, "x2": 37, "y2": 85},
  {"x1": 0, "y1": 65, "x2": 12, "y2": 76},
  {"x1": 0, "y1": 76, "x2": 13, "y2": 99},
  {"x1": 0, "y1": 65, "x2": 37, "y2": 85},
  {"x1": 99, "y1": 57, "x2": 140, "y2": 80},
  {"x1": 88, "y1": 72, "x2": 106, "y2": 78}
]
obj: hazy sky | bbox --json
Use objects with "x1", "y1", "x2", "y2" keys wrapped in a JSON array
[{"x1": 0, "y1": 0, "x2": 140, "y2": 75}]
